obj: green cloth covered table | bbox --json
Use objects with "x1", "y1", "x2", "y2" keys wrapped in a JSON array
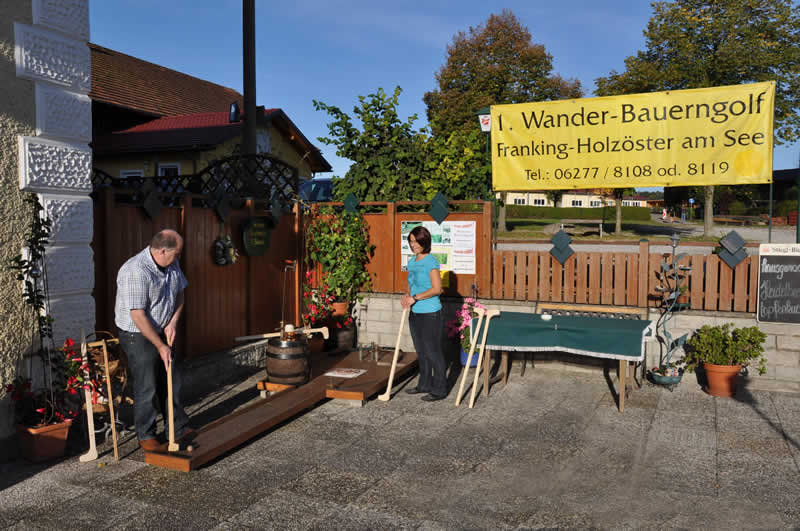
[{"x1": 477, "y1": 312, "x2": 653, "y2": 361}]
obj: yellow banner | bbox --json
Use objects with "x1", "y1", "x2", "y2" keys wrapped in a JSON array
[{"x1": 491, "y1": 82, "x2": 774, "y2": 191}]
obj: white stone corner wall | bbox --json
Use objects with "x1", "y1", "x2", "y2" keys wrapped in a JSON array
[{"x1": 16, "y1": 0, "x2": 93, "y2": 344}]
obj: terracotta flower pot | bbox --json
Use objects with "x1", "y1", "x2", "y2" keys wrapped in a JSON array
[
  {"x1": 703, "y1": 363, "x2": 741, "y2": 397},
  {"x1": 331, "y1": 302, "x2": 349, "y2": 316},
  {"x1": 16, "y1": 419, "x2": 73, "y2": 462}
]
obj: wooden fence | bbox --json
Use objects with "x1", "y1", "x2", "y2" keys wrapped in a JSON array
[
  {"x1": 490, "y1": 241, "x2": 758, "y2": 312},
  {"x1": 333, "y1": 201, "x2": 494, "y2": 298},
  {"x1": 93, "y1": 188, "x2": 302, "y2": 358}
]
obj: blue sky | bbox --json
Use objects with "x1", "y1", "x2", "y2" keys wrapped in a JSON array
[{"x1": 90, "y1": 1, "x2": 799, "y2": 185}]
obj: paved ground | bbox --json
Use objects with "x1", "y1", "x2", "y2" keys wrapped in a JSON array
[{"x1": 1, "y1": 364, "x2": 799, "y2": 530}]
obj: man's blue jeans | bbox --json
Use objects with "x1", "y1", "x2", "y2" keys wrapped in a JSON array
[
  {"x1": 119, "y1": 330, "x2": 190, "y2": 441},
  {"x1": 409, "y1": 310, "x2": 447, "y2": 397}
]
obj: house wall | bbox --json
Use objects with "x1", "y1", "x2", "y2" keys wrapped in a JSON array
[
  {"x1": 94, "y1": 124, "x2": 316, "y2": 180},
  {"x1": 1, "y1": 0, "x2": 93, "y2": 456}
]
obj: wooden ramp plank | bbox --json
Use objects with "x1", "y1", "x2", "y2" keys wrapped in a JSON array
[
  {"x1": 325, "y1": 350, "x2": 418, "y2": 401},
  {"x1": 145, "y1": 350, "x2": 418, "y2": 471}
]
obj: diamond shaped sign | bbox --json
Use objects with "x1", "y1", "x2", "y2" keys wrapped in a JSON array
[
  {"x1": 431, "y1": 191, "x2": 448, "y2": 209},
  {"x1": 550, "y1": 230, "x2": 574, "y2": 265},
  {"x1": 718, "y1": 247, "x2": 748, "y2": 269},
  {"x1": 720, "y1": 231, "x2": 746, "y2": 255},
  {"x1": 550, "y1": 246, "x2": 575, "y2": 265},
  {"x1": 343, "y1": 193, "x2": 360, "y2": 213},
  {"x1": 429, "y1": 201, "x2": 449, "y2": 224},
  {"x1": 551, "y1": 230, "x2": 572, "y2": 250}
]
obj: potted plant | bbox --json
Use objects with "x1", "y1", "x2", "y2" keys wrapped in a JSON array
[
  {"x1": 683, "y1": 323, "x2": 767, "y2": 397},
  {"x1": 304, "y1": 204, "x2": 374, "y2": 315},
  {"x1": 445, "y1": 298, "x2": 486, "y2": 367},
  {"x1": 5, "y1": 338, "x2": 88, "y2": 461},
  {"x1": 301, "y1": 270, "x2": 334, "y2": 353}
]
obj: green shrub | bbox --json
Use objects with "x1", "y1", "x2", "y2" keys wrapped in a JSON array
[
  {"x1": 727, "y1": 200, "x2": 747, "y2": 216},
  {"x1": 684, "y1": 323, "x2": 767, "y2": 374},
  {"x1": 505, "y1": 205, "x2": 650, "y2": 221},
  {"x1": 776, "y1": 200, "x2": 798, "y2": 218}
]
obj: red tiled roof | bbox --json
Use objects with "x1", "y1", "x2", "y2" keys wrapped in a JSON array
[
  {"x1": 89, "y1": 43, "x2": 242, "y2": 117},
  {"x1": 93, "y1": 108, "x2": 332, "y2": 173}
]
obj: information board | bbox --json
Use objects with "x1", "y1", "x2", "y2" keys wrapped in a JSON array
[
  {"x1": 757, "y1": 244, "x2": 800, "y2": 324},
  {"x1": 400, "y1": 220, "x2": 476, "y2": 274}
]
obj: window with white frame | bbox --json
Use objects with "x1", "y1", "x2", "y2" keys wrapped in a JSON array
[
  {"x1": 158, "y1": 163, "x2": 180, "y2": 177},
  {"x1": 533, "y1": 198, "x2": 546, "y2": 206},
  {"x1": 513, "y1": 198, "x2": 526, "y2": 205},
  {"x1": 590, "y1": 200, "x2": 602, "y2": 207},
  {"x1": 120, "y1": 169, "x2": 144, "y2": 179},
  {"x1": 571, "y1": 200, "x2": 583, "y2": 207}
]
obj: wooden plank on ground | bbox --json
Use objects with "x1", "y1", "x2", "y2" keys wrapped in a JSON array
[
  {"x1": 588, "y1": 253, "x2": 601, "y2": 304},
  {"x1": 601, "y1": 252, "x2": 613, "y2": 304},
  {"x1": 719, "y1": 259, "x2": 733, "y2": 311},
  {"x1": 551, "y1": 259, "x2": 563, "y2": 302},
  {"x1": 563, "y1": 255, "x2": 575, "y2": 303},
  {"x1": 705, "y1": 254, "x2": 719, "y2": 310},
  {"x1": 144, "y1": 350, "x2": 418, "y2": 471},
  {"x1": 627, "y1": 253, "x2": 638, "y2": 307},
  {"x1": 492, "y1": 252, "x2": 503, "y2": 299}
]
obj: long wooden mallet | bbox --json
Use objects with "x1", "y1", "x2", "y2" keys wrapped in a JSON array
[
  {"x1": 454, "y1": 307, "x2": 486, "y2": 407},
  {"x1": 101, "y1": 339, "x2": 119, "y2": 461},
  {"x1": 234, "y1": 326, "x2": 329, "y2": 342},
  {"x1": 468, "y1": 309, "x2": 501, "y2": 409},
  {"x1": 79, "y1": 330, "x2": 98, "y2": 462},
  {"x1": 377, "y1": 308, "x2": 409, "y2": 401},
  {"x1": 166, "y1": 337, "x2": 178, "y2": 452}
]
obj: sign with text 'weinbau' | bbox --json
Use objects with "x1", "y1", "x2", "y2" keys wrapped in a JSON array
[{"x1": 491, "y1": 82, "x2": 774, "y2": 191}]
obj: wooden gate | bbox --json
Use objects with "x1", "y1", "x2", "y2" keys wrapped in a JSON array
[{"x1": 91, "y1": 155, "x2": 303, "y2": 358}]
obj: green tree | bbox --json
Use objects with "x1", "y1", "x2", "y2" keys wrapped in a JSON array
[
  {"x1": 313, "y1": 87, "x2": 429, "y2": 202},
  {"x1": 595, "y1": 0, "x2": 800, "y2": 235},
  {"x1": 424, "y1": 9, "x2": 582, "y2": 230}
]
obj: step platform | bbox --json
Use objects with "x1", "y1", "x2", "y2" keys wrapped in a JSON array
[{"x1": 144, "y1": 349, "x2": 417, "y2": 471}]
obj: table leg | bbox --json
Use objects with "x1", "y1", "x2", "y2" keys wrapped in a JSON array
[
  {"x1": 502, "y1": 351, "x2": 509, "y2": 385},
  {"x1": 628, "y1": 361, "x2": 634, "y2": 396},
  {"x1": 618, "y1": 359, "x2": 626, "y2": 413}
]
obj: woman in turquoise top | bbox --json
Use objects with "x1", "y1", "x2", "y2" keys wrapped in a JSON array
[{"x1": 401, "y1": 226, "x2": 446, "y2": 400}]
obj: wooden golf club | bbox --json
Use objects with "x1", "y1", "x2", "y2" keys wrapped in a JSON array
[
  {"x1": 377, "y1": 308, "x2": 409, "y2": 401},
  {"x1": 79, "y1": 330, "x2": 98, "y2": 462},
  {"x1": 167, "y1": 336, "x2": 178, "y2": 452},
  {"x1": 454, "y1": 307, "x2": 485, "y2": 407},
  {"x1": 101, "y1": 339, "x2": 119, "y2": 461},
  {"x1": 234, "y1": 326, "x2": 329, "y2": 342},
  {"x1": 468, "y1": 309, "x2": 501, "y2": 409}
]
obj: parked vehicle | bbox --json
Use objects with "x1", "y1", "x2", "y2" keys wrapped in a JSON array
[{"x1": 299, "y1": 178, "x2": 334, "y2": 202}]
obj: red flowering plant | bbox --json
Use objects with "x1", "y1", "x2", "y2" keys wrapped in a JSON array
[
  {"x1": 445, "y1": 298, "x2": 487, "y2": 351},
  {"x1": 4, "y1": 338, "x2": 90, "y2": 427},
  {"x1": 301, "y1": 270, "x2": 334, "y2": 328},
  {"x1": 330, "y1": 314, "x2": 355, "y2": 330}
]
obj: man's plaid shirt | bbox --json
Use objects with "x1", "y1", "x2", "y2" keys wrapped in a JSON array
[{"x1": 114, "y1": 246, "x2": 188, "y2": 333}]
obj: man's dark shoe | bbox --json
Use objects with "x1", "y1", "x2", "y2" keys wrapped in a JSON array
[
  {"x1": 421, "y1": 393, "x2": 447, "y2": 402},
  {"x1": 139, "y1": 438, "x2": 160, "y2": 451},
  {"x1": 405, "y1": 387, "x2": 427, "y2": 395}
]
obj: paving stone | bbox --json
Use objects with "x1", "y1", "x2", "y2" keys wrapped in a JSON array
[{"x1": 226, "y1": 488, "x2": 338, "y2": 530}]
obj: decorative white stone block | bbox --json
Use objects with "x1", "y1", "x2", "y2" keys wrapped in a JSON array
[
  {"x1": 14, "y1": 23, "x2": 90, "y2": 92},
  {"x1": 41, "y1": 194, "x2": 93, "y2": 244},
  {"x1": 42, "y1": 245, "x2": 94, "y2": 296},
  {"x1": 35, "y1": 83, "x2": 91, "y2": 141},
  {"x1": 32, "y1": 0, "x2": 90, "y2": 40},
  {"x1": 18, "y1": 136, "x2": 92, "y2": 193},
  {"x1": 47, "y1": 294, "x2": 95, "y2": 344}
]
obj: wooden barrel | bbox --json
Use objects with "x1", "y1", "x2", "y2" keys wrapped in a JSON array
[{"x1": 266, "y1": 337, "x2": 310, "y2": 385}]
